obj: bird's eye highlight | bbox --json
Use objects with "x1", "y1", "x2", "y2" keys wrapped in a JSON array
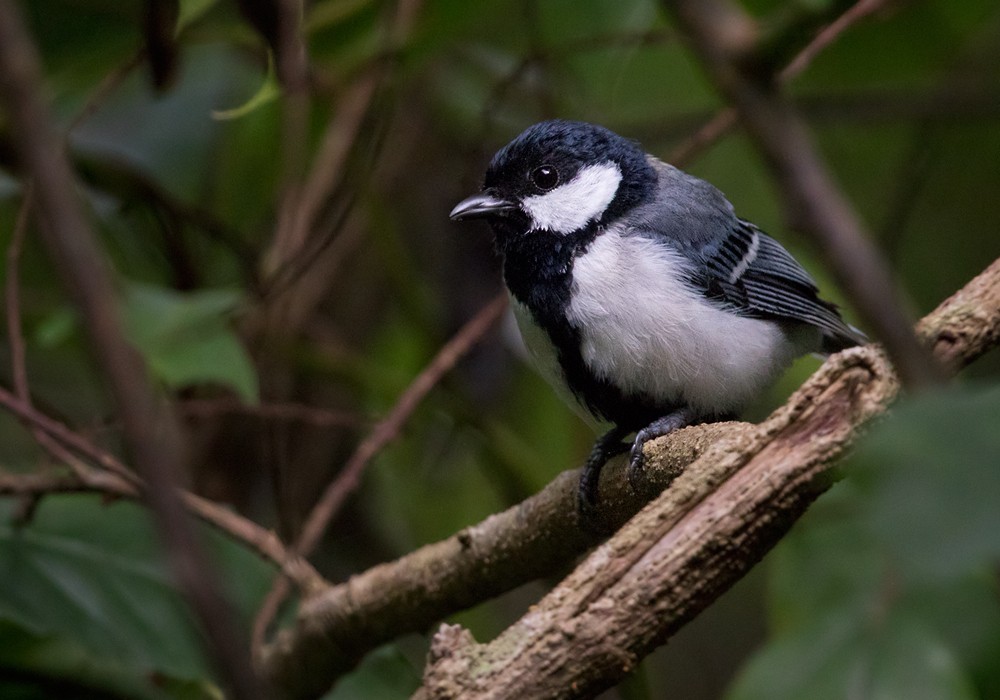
[{"x1": 530, "y1": 165, "x2": 559, "y2": 191}]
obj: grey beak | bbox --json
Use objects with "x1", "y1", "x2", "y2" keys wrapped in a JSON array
[{"x1": 449, "y1": 193, "x2": 517, "y2": 221}]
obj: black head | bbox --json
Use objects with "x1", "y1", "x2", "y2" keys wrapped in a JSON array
[{"x1": 450, "y1": 120, "x2": 656, "y2": 239}]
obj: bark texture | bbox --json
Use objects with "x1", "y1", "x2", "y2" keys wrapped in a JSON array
[
  {"x1": 262, "y1": 257, "x2": 1000, "y2": 699},
  {"x1": 415, "y1": 259, "x2": 1000, "y2": 698}
]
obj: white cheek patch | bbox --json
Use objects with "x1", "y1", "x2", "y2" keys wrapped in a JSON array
[{"x1": 521, "y1": 162, "x2": 622, "y2": 233}]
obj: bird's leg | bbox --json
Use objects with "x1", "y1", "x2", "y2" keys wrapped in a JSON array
[
  {"x1": 627, "y1": 408, "x2": 697, "y2": 495},
  {"x1": 578, "y1": 425, "x2": 631, "y2": 519}
]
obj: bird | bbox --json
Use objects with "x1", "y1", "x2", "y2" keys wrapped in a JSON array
[{"x1": 450, "y1": 119, "x2": 865, "y2": 521}]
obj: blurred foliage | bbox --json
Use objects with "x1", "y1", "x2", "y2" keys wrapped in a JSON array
[
  {"x1": 0, "y1": 0, "x2": 998, "y2": 697},
  {"x1": 122, "y1": 283, "x2": 259, "y2": 402},
  {"x1": 730, "y1": 384, "x2": 1000, "y2": 700},
  {"x1": 0, "y1": 496, "x2": 272, "y2": 698}
]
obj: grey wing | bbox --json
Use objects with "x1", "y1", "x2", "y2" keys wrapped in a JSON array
[
  {"x1": 640, "y1": 159, "x2": 864, "y2": 350},
  {"x1": 692, "y1": 220, "x2": 865, "y2": 352}
]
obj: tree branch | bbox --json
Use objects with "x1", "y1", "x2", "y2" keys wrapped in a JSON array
[
  {"x1": 0, "y1": 461, "x2": 325, "y2": 593},
  {"x1": 6, "y1": 187, "x2": 34, "y2": 402},
  {"x1": 419, "y1": 356, "x2": 890, "y2": 698},
  {"x1": 261, "y1": 256, "x2": 1000, "y2": 698},
  {"x1": 260, "y1": 421, "x2": 749, "y2": 697},
  {"x1": 415, "y1": 256, "x2": 1000, "y2": 699},
  {"x1": 4, "y1": 187, "x2": 130, "y2": 489},
  {"x1": 0, "y1": 382, "x2": 324, "y2": 590}
]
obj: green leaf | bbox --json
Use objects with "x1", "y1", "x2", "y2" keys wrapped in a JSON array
[
  {"x1": 178, "y1": 0, "x2": 220, "y2": 33},
  {"x1": 766, "y1": 489, "x2": 885, "y2": 635},
  {"x1": 1, "y1": 503, "x2": 206, "y2": 679},
  {"x1": 0, "y1": 496, "x2": 273, "y2": 687},
  {"x1": 33, "y1": 307, "x2": 78, "y2": 348},
  {"x1": 900, "y1": 576, "x2": 1000, "y2": 699},
  {"x1": 324, "y1": 645, "x2": 421, "y2": 700},
  {"x1": 0, "y1": 620, "x2": 220, "y2": 700},
  {"x1": 211, "y1": 53, "x2": 280, "y2": 121},
  {"x1": 727, "y1": 609, "x2": 977, "y2": 700},
  {"x1": 852, "y1": 383, "x2": 1000, "y2": 584},
  {"x1": 122, "y1": 283, "x2": 259, "y2": 402},
  {"x1": 865, "y1": 615, "x2": 979, "y2": 700}
]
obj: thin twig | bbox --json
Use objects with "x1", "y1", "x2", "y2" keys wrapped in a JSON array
[
  {"x1": 4, "y1": 191, "x2": 140, "y2": 486},
  {"x1": 667, "y1": 107, "x2": 738, "y2": 168},
  {"x1": 0, "y1": 383, "x2": 322, "y2": 588},
  {"x1": 3, "y1": 194, "x2": 94, "y2": 510},
  {"x1": 779, "y1": 0, "x2": 887, "y2": 81},
  {"x1": 269, "y1": 0, "x2": 315, "y2": 282},
  {"x1": 301, "y1": 292, "x2": 508, "y2": 554},
  {"x1": 4, "y1": 187, "x2": 96, "y2": 481},
  {"x1": 252, "y1": 292, "x2": 509, "y2": 651},
  {"x1": 668, "y1": 0, "x2": 890, "y2": 167},
  {"x1": 0, "y1": 469, "x2": 140, "y2": 499},
  {"x1": 65, "y1": 48, "x2": 146, "y2": 134},
  {"x1": 179, "y1": 491, "x2": 327, "y2": 593},
  {"x1": 0, "y1": 3, "x2": 262, "y2": 695},
  {"x1": 0, "y1": 384, "x2": 139, "y2": 484},
  {"x1": 180, "y1": 398, "x2": 366, "y2": 430},
  {"x1": 6, "y1": 186, "x2": 34, "y2": 401},
  {"x1": 263, "y1": 72, "x2": 379, "y2": 297},
  {"x1": 263, "y1": 0, "x2": 424, "y2": 298}
]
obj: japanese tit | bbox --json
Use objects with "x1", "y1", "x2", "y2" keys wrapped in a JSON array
[{"x1": 450, "y1": 120, "x2": 864, "y2": 519}]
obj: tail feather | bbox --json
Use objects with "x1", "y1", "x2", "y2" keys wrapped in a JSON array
[{"x1": 820, "y1": 323, "x2": 868, "y2": 354}]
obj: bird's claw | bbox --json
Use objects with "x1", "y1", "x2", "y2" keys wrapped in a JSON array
[
  {"x1": 627, "y1": 438, "x2": 649, "y2": 496},
  {"x1": 575, "y1": 426, "x2": 629, "y2": 533}
]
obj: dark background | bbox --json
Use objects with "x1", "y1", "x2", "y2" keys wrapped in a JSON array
[{"x1": 1, "y1": 1, "x2": 999, "y2": 698}]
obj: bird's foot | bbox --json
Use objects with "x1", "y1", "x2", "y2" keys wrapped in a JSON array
[
  {"x1": 627, "y1": 409, "x2": 696, "y2": 496},
  {"x1": 577, "y1": 426, "x2": 630, "y2": 530}
]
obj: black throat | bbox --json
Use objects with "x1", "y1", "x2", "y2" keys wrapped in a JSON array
[{"x1": 496, "y1": 224, "x2": 592, "y2": 319}]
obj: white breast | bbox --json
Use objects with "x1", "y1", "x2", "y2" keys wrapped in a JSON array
[{"x1": 566, "y1": 228, "x2": 800, "y2": 415}]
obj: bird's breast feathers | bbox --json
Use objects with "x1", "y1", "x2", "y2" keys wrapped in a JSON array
[{"x1": 563, "y1": 226, "x2": 801, "y2": 414}]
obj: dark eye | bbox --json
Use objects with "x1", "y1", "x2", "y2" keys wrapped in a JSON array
[{"x1": 530, "y1": 165, "x2": 559, "y2": 191}]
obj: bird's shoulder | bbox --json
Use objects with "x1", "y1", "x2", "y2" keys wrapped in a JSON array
[{"x1": 623, "y1": 158, "x2": 780, "y2": 282}]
